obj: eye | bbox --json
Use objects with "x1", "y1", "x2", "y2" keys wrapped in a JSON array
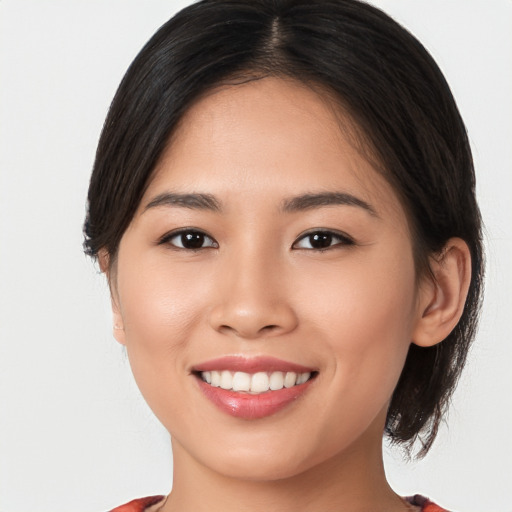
[
  {"x1": 160, "y1": 229, "x2": 218, "y2": 250},
  {"x1": 293, "y1": 230, "x2": 354, "y2": 250}
]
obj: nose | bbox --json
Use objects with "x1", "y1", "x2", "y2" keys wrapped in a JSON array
[{"x1": 208, "y1": 250, "x2": 298, "y2": 340}]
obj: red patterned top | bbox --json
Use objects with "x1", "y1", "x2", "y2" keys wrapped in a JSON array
[
  {"x1": 110, "y1": 496, "x2": 165, "y2": 511},
  {"x1": 110, "y1": 494, "x2": 449, "y2": 511},
  {"x1": 407, "y1": 494, "x2": 449, "y2": 511}
]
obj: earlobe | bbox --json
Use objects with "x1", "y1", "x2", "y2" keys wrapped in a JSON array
[
  {"x1": 98, "y1": 249, "x2": 127, "y2": 345},
  {"x1": 110, "y1": 290, "x2": 127, "y2": 346},
  {"x1": 98, "y1": 248, "x2": 110, "y2": 274},
  {"x1": 112, "y1": 320, "x2": 126, "y2": 345},
  {"x1": 412, "y1": 238, "x2": 472, "y2": 347},
  {"x1": 111, "y1": 301, "x2": 126, "y2": 346}
]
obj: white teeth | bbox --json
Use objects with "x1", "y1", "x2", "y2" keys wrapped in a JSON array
[
  {"x1": 232, "y1": 371, "x2": 251, "y2": 391},
  {"x1": 284, "y1": 371, "x2": 297, "y2": 388},
  {"x1": 296, "y1": 372, "x2": 311, "y2": 385},
  {"x1": 210, "y1": 371, "x2": 221, "y2": 387},
  {"x1": 269, "y1": 371, "x2": 284, "y2": 390},
  {"x1": 251, "y1": 372, "x2": 270, "y2": 393},
  {"x1": 220, "y1": 370, "x2": 232, "y2": 390},
  {"x1": 200, "y1": 370, "x2": 312, "y2": 393}
]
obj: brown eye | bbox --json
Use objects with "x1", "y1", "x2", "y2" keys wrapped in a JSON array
[
  {"x1": 293, "y1": 230, "x2": 354, "y2": 250},
  {"x1": 309, "y1": 232, "x2": 333, "y2": 249},
  {"x1": 163, "y1": 230, "x2": 218, "y2": 250}
]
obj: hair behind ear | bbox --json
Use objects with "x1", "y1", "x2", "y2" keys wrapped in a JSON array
[{"x1": 387, "y1": 237, "x2": 480, "y2": 457}]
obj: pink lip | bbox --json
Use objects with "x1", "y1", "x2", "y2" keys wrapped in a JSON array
[
  {"x1": 192, "y1": 356, "x2": 317, "y2": 420},
  {"x1": 196, "y1": 378, "x2": 315, "y2": 419},
  {"x1": 192, "y1": 355, "x2": 315, "y2": 374}
]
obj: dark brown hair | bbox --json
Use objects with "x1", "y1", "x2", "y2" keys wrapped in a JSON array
[{"x1": 84, "y1": 0, "x2": 484, "y2": 457}]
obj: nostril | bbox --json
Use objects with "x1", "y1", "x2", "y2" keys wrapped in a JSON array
[
  {"x1": 210, "y1": 302, "x2": 299, "y2": 339},
  {"x1": 219, "y1": 325, "x2": 236, "y2": 333},
  {"x1": 261, "y1": 324, "x2": 279, "y2": 332},
  {"x1": 218, "y1": 323, "x2": 281, "y2": 338}
]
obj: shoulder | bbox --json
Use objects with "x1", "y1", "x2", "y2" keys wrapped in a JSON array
[
  {"x1": 109, "y1": 495, "x2": 166, "y2": 512},
  {"x1": 406, "y1": 494, "x2": 451, "y2": 512},
  {"x1": 110, "y1": 494, "x2": 449, "y2": 512}
]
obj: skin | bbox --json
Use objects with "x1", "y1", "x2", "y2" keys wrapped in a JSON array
[{"x1": 105, "y1": 78, "x2": 471, "y2": 512}]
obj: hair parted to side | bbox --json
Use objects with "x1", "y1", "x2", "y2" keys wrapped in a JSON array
[{"x1": 84, "y1": 0, "x2": 483, "y2": 457}]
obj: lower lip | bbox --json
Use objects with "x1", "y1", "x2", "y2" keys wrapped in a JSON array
[{"x1": 196, "y1": 377, "x2": 315, "y2": 419}]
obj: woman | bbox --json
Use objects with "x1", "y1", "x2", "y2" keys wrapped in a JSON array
[{"x1": 83, "y1": 1, "x2": 483, "y2": 511}]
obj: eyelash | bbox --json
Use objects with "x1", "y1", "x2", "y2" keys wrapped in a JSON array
[
  {"x1": 292, "y1": 230, "x2": 355, "y2": 251},
  {"x1": 158, "y1": 229, "x2": 218, "y2": 251},
  {"x1": 158, "y1": 228, "x2": 355, "y2": 252}
]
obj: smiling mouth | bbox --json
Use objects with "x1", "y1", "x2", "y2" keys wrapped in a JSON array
[
  {"x1": 197, "y1": 370, "x2": 315, "y2": 394},
  {"x1": 193, "y1": 357, "x2": 318, "y2": 419}
]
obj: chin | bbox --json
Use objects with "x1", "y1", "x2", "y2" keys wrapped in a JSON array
[
  {"x1": 179, "y1": 427, "x2": 351, "y2": 484},
  {"x1": 207, "y1": 453, "x2": 314, "y2": 482}
]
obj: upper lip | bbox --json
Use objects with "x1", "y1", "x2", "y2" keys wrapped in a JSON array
[{"x1": 192, "y1": 355, "x2": 316, "y2": 374}]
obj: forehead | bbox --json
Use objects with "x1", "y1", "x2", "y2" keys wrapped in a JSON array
[{"x1": 145, "y1": 77, "x2": 405, "y2": 221}]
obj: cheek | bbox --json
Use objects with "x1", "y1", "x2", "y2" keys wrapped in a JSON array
[
  {"x1": 117, "y1": 254, "x2": 210, "y2": 337},
  {"x1": 311, "y1": 243, "x2": 416, "y2": 335},
  {"x1": 113, "y1": 252, "x2": 218, "y2": 428},
  {"x1": 292, "y1": 252, "x2": 417, "y2": 449},
  {"x1": 300, "y1": 248, "x2": 417, "y2": 391},
  {"x1": 114, "y1": 249, "x2": 217, "y2": 391}
]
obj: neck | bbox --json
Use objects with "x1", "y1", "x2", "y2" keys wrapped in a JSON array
[{"x1": 161, "y1": 417, "x2": 406, "y2": 512}]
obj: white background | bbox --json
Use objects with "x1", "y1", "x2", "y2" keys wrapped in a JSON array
[{"x1": 0, "y1": 1, "x2": 511, "y2": 511}]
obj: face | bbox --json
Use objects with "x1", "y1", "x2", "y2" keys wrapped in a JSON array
[{"x1": 111, "y1": 77, "x2": 424, "y2": 480}]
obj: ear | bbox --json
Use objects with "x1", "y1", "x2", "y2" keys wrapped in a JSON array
[
  {"x1": 98, "y1": 249, "x2": 126, "y2": 346},
  {"x1": 412, "y1": 238, "x2": 472, "y2": 347}
]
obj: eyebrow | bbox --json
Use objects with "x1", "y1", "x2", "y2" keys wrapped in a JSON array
[
  {"x1": 144, "y1": 192, "x2": 222, "y2": 213},
  {"x1": 281, "y1": 192, "x2": 377, "y2": 216},
  {"x1": 143, "y1": 190, "x2": 377, "y2": 217}
]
